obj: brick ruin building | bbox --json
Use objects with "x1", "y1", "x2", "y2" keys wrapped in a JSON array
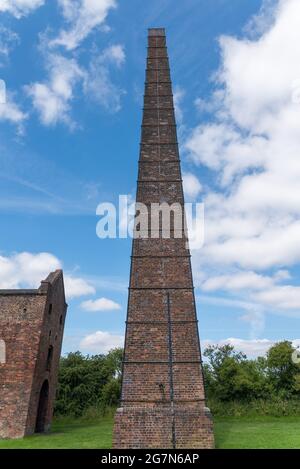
[
  {"x1": 113, "y1": 29, "x2": 214, "y2": 449},
  {"x1": 0, "y1": 270, "x2": 67, "y2": 439}
]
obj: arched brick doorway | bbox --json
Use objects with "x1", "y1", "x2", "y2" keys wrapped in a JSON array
[{"x1": 35, "y1": 380, "x2": 49, "y2": 433}]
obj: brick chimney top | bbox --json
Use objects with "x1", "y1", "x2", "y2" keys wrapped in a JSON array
[{"x1": 148, "y1": 28, "x2": 166, "y2": 36}]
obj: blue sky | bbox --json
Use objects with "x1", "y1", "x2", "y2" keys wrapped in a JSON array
[{"x1": 1, "y1": 0, "x2": 300, "y2": 358}]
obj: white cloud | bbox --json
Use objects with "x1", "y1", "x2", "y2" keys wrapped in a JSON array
[
  {"x1": 51, "y1": 0, "x2": 117, "y2": 50},
  {"x1": 83, "y1": 45, "x2": 125, "y2": 113},
  {"x1": 199, "y1": 268, "x2": 300, "y2": 324},
  {"x1": 199, "y1": 294, "x2": 262, "y2": 312},
  {"x1": 182, "y1": 172, "x2": 202, "y2": 199},
  {"x1": 0, "y1": 0, "x2": 45, "y2": 18},
  {"x1": 81, "y1": 297, "x2": 121, "y2": 312},
  {"x1": 201, "y1": 270, "x2": 288, "y2": 292},
  {"x1": 0, "y1": 252, "x2": 61, "y2": 289},
  {"x1": 26, "y1": 54, "x2": 84, "y2": 127},
  {"x1": 101, "y1": 44, "x2": 125, "y2": 67},
  {"x1": 0, "y1": 26, "x2": 19, "y2": 64},
  {"x1": 240, "y1": 310, "x2": 266, "y2": 339},
  {"x1": 0, "y1": 252, "x2": 95, "y2": 299},
  {"x1": 202, "y1": 337, "x2": 300, "y2": 359},
  {"x1": 174, "y1": 86, "x2": 187, "y2": 142},
  {"x1": 244, "y1": 0, "x2": 280, "y2": 37},
  {"x1": 185, "y1": 0, "x2": 300, "y2": 335},
  {"x1": 253, "y1": 285, "x2": 300, "y2": 311},
  {"x1": 194, "y1": 94, "x2": 222, "y2": 114},
  {"x1": 199, "y1": 294, "x2": 265, "y2": 338},
  {"x1": 64, "y1": 276, "x2": 95, "y2": 299},
  {"x1": 198, "y1": 266, "x2": 300, "y2": 337},
  {"x1": 80, "y1": 330, "x2": 124, "y2": 353},
  {"x1": 186, "y1": 123, "x2": 267, "y2": 185},
  {"x1": 26, "y1": 42, "x2": 125, "y2": 125},
  {"x1": 186, "y1": 0, "x2": 300, "y2": 268},
  {"x1": 173, "y1": 86, "x2": 185, "y2": 124},
  {"x1": 203, "y1": 338, "x2": 277, "y2": 358},
  {"x1": 0, "y1": 27, "x2": 25, "y2": 133},
  {"x1": 0, "y1": 92, "x2": 27, "y2": 128}
]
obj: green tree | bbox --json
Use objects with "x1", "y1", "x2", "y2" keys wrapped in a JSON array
[
  {"x1": 101, "y1": 348, "x2": 123, "y2": 407},
  {"x1": 266, "y1": 341, "x2": 299, "y2": 396},
  {"x1": 54, "y1": 349, "x2": 123, "y2": 416},
  {"x1": 204, "y1": 345, "x2": 269, "y2": 401}
]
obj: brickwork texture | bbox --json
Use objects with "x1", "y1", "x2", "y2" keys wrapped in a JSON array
[
  {"x1": 113, "y1": 28, "x2": 214, "y2": 449},
  {"x1": 0, "y1": 270, "x2": 67, "y2": 439}
]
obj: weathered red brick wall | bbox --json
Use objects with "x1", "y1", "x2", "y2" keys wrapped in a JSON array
[
  {"x1": 115, "y1": 406, "x2": 214, "y2": 449},
  {"x1": 113, "y1": 28, "x2": 214, "y2": 449},
  {"x1": 25, "y1": 272, "x2": 67, "y2": 436},
  {"x1": 0, "y1": 270, "x2": 67, "y2": 439},
  {"x1": 0, "y1": 294, "x2": 46, "y2": 439}
]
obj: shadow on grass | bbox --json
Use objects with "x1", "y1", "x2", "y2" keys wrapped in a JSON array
[{"x1": 214, "y1": 418, "x2": 236, "y2": 449}]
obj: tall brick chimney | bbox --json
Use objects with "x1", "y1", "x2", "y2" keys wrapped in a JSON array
[{"x1": 113, "y1": 28, "x2": 214, "y2": 449}]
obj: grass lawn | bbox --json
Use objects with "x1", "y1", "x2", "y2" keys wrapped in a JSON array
[
  {"x1": 214, "y1": 416, "x2": 300, "y2": 449},
  {"x1": 0, "y1": 416, "x2": 299, "y2": 449}
]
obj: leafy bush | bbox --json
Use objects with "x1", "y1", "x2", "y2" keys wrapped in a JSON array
[
  {"x1": 54, "y1": 341, "x2": 300, "y2": 417},
  {"x1": 208, "y1": 397, "x2": 300, "y2": 417},
  {"x1": 54, "y1": 348, "x2": 123, "y2": 416},
  {"x1": 204, "y1": 341, "x2": 300, "y2": 402}
]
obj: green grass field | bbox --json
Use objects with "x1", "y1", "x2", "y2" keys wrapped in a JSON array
[{"x1": 0, "y1": 415, "x2": 299, "y2": 449}]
